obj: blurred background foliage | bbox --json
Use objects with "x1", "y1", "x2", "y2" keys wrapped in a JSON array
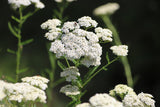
[{"x1": 0, "y1": 0, "x2": 160, "y2": 106}]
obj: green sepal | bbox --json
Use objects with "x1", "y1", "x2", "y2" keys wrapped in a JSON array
[{"x1": 21, "y1": 38, "x2": 34, "y2": 46}]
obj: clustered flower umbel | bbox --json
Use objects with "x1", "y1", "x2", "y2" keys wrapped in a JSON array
[
  {"x1": 55, "y1": 0, "x2": 76, "y2": 3},
  {"x1": 93, "y1": 2, "x2": 120, "y2": 16},
  {"x1": 60, "y1": 66, "x2": 81, "y2": 96},
  {"x1": 60, "y1": 84, "x2": 80, "y2": 96},
  {"x1": 8, "y1": 0, "x2": 45, "y2": 9},
  {"x1": 76, "y1": 84, "x2": 155, "y2": 107},
  {"x1": 60, "y1": 66, "x2": 80, "y2": 82},
  {"x1": 22, "y1": 76, "x2": 49, "y2": 90},
  {"x1": 0, "y1": 76, "x2": 49, "y2": 103},
  {"x1": 110, "y1": 45, "x2": 128, "y2": 56},
  {"x1": 76, "y1": 93, "x2": 123, "y2": 107},
  {"x1": 41, "y1": 16, "x2": 114, "y2": 67},
  {"x1": 109, "y1": 84, "x2": 136, "y2": 99}
]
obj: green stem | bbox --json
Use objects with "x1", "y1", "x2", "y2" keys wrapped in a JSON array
[
  {"x1": 101, "y1": 15, "x2": 133, "y2": 87},
  {"x1": 82, "y1": 57, "x2": 119, "y2": 87},
  {"x1": 16, "y1": 7, "x2": 23, "y2": 82},
  {"x1": 52, "y1": 78, "x2": 65, "y2": 88},
  {"x1": 65, "y1": 57, "x2": 70, "y2": 67}
]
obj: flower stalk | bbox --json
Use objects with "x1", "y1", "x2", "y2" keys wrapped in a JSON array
[{"x1": 101, "y1": 15, "x2": 133, "y2": 87}]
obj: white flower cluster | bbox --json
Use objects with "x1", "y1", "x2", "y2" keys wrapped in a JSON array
[
  {"x1": 138, "y1": 92, "x2": 155, "y2": 107},
  {"x1": 0, "y1": 76, "x2": 49, "y2": 103},
  {"x1": 76, "y1": 103, "x2": 91, "y2": 107},
  {"x1": 5, "y1": 83, "x2": 46, "y2": 103},
  {"x1": 60, "y1": 66, "x2": 80, "y2": 82},
  {"x1": 60, "y1": 85, "x2": 80, "y2": 96},
  {"x1": 95, "y1": 27, "x2": 112, "y2": 42},
  {"x1": 41, "y1": 16, "x2": 112, "y2": 67},
  {"x1": 123, "y1": 94, "x2": 144, "y2": 107},
  {"x1": 110, "y1": 84, "x2": 156, "y2": 107},
  {"x1": 0, "y1": 80, "x2": 7, "y2": 101},
  {"x1": 8, "y1": 0, "x2": 45, "y2": 9},
  {"x1": 55, "y1": 0, "x2": 76, "y2": 3},
  {"x1": 76, "y1": 93, "x2": 123, "y2": 107},
  {"x1": 41, "y1": 19, "x2": 62, "y2": 41},
  {"x1": 60, "y1": 66, "x2": 80, "y2": 96},
  {"x1": 109, "y1": 84, "x2": 136, "y2": 99},
  {"x1": 21, "y1": 76, "x2": 49, "y2": 90},
  {"x1": 110, "y1": 45, "x2": 128, "y2": 56},
  {"x1": 77, "y1": 84, "x2": 156, "y2": 107},
  {"x1": 62, "y1": 21, "x2": 80, "y2": 33},
  {"x1": 123, "y1": 93, "x2": 155, "y2": 107},
  {"x1": 93, "y1": 3, "x2": 120, "y2": 16},
  {"x1": 78, "y1": 16, "x2": 98, "y2": 28}
]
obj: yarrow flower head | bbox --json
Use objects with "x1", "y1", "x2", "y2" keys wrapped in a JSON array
[
  {"x1": 123, "y1": 94, "x2": 144, "y2": 107},
  {"x1": 93, "y1": 2, "x2": 120, "y2": 16},
  {"x1": 95, "y1": 27, "x2": 113, "y2": 42},
  {"x1": 78, "y1": 16, "x2": 98, "y2": 28},
  {"x1": 41, "y1": 19, "x2": 61, "y2": 41},
  {"x1": 21, "y1": 76, "x2": 49, "y2": 90},
  {"x1": 8, "y1": 0, "x2": 45, "y2": 9},
  {"x1": 76, "y1": 84, "x2": 156, "y2": 107},
  {"x1": 110, "y1": 45, "x2": 128, "y2": 56},
  {"x1": 41, "y1": 19, "x2": 61, "y2": 30},
  {"x1": 76, "y1": 93, "x2": 123, "y2": 107},
  {"x1": 6, "y1": 83, "x2": 47, "y2": 103},
  {"x1": 109, "y1": 84, "x2": 136, "y2": 100},
  {"x1": 41, "y1": 16, "x2": 109, "y2": 67},
  {"x1": 60, "y1": 66, "x2": 80, "y2": 82},
  {"x1": 62, "y1": 21, "x2": 80, "y2": 34},
  {"x1": 55, "y1": 0, "x2": 76, "y2": 3},
  {"x1": 76, "y1": 103, "x2": 92, "y2": 107},
  {"x1": 89, "y1": 93, "x2": 123, "y2": 107},
  {"x1": 0, "y1": 79, "x2": 48, "y2": 103},
  {"x1": 0, "y1": 80, "x2": 7, "y2": 101},
  {"x1": 138, "y1": 92, "x2": 155, "y2": 107},
  {"x1": 60, "y1": 85, "x2": 80, "y2": 96}
]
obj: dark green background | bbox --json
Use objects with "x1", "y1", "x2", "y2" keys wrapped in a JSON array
[{"x1": 0, "y1": 0, "x2": 160, "y2": 106}]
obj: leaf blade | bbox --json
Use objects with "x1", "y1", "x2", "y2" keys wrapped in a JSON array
[
  {"x1": 21, "y1": 38, "x2": 34, "y2": 46},
  {"x1": 8, "y1": 22, "x2": 19, "y2": 38},
  {"x1": 7, "y1": 48, "x2": 16, "y2": 54}
]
